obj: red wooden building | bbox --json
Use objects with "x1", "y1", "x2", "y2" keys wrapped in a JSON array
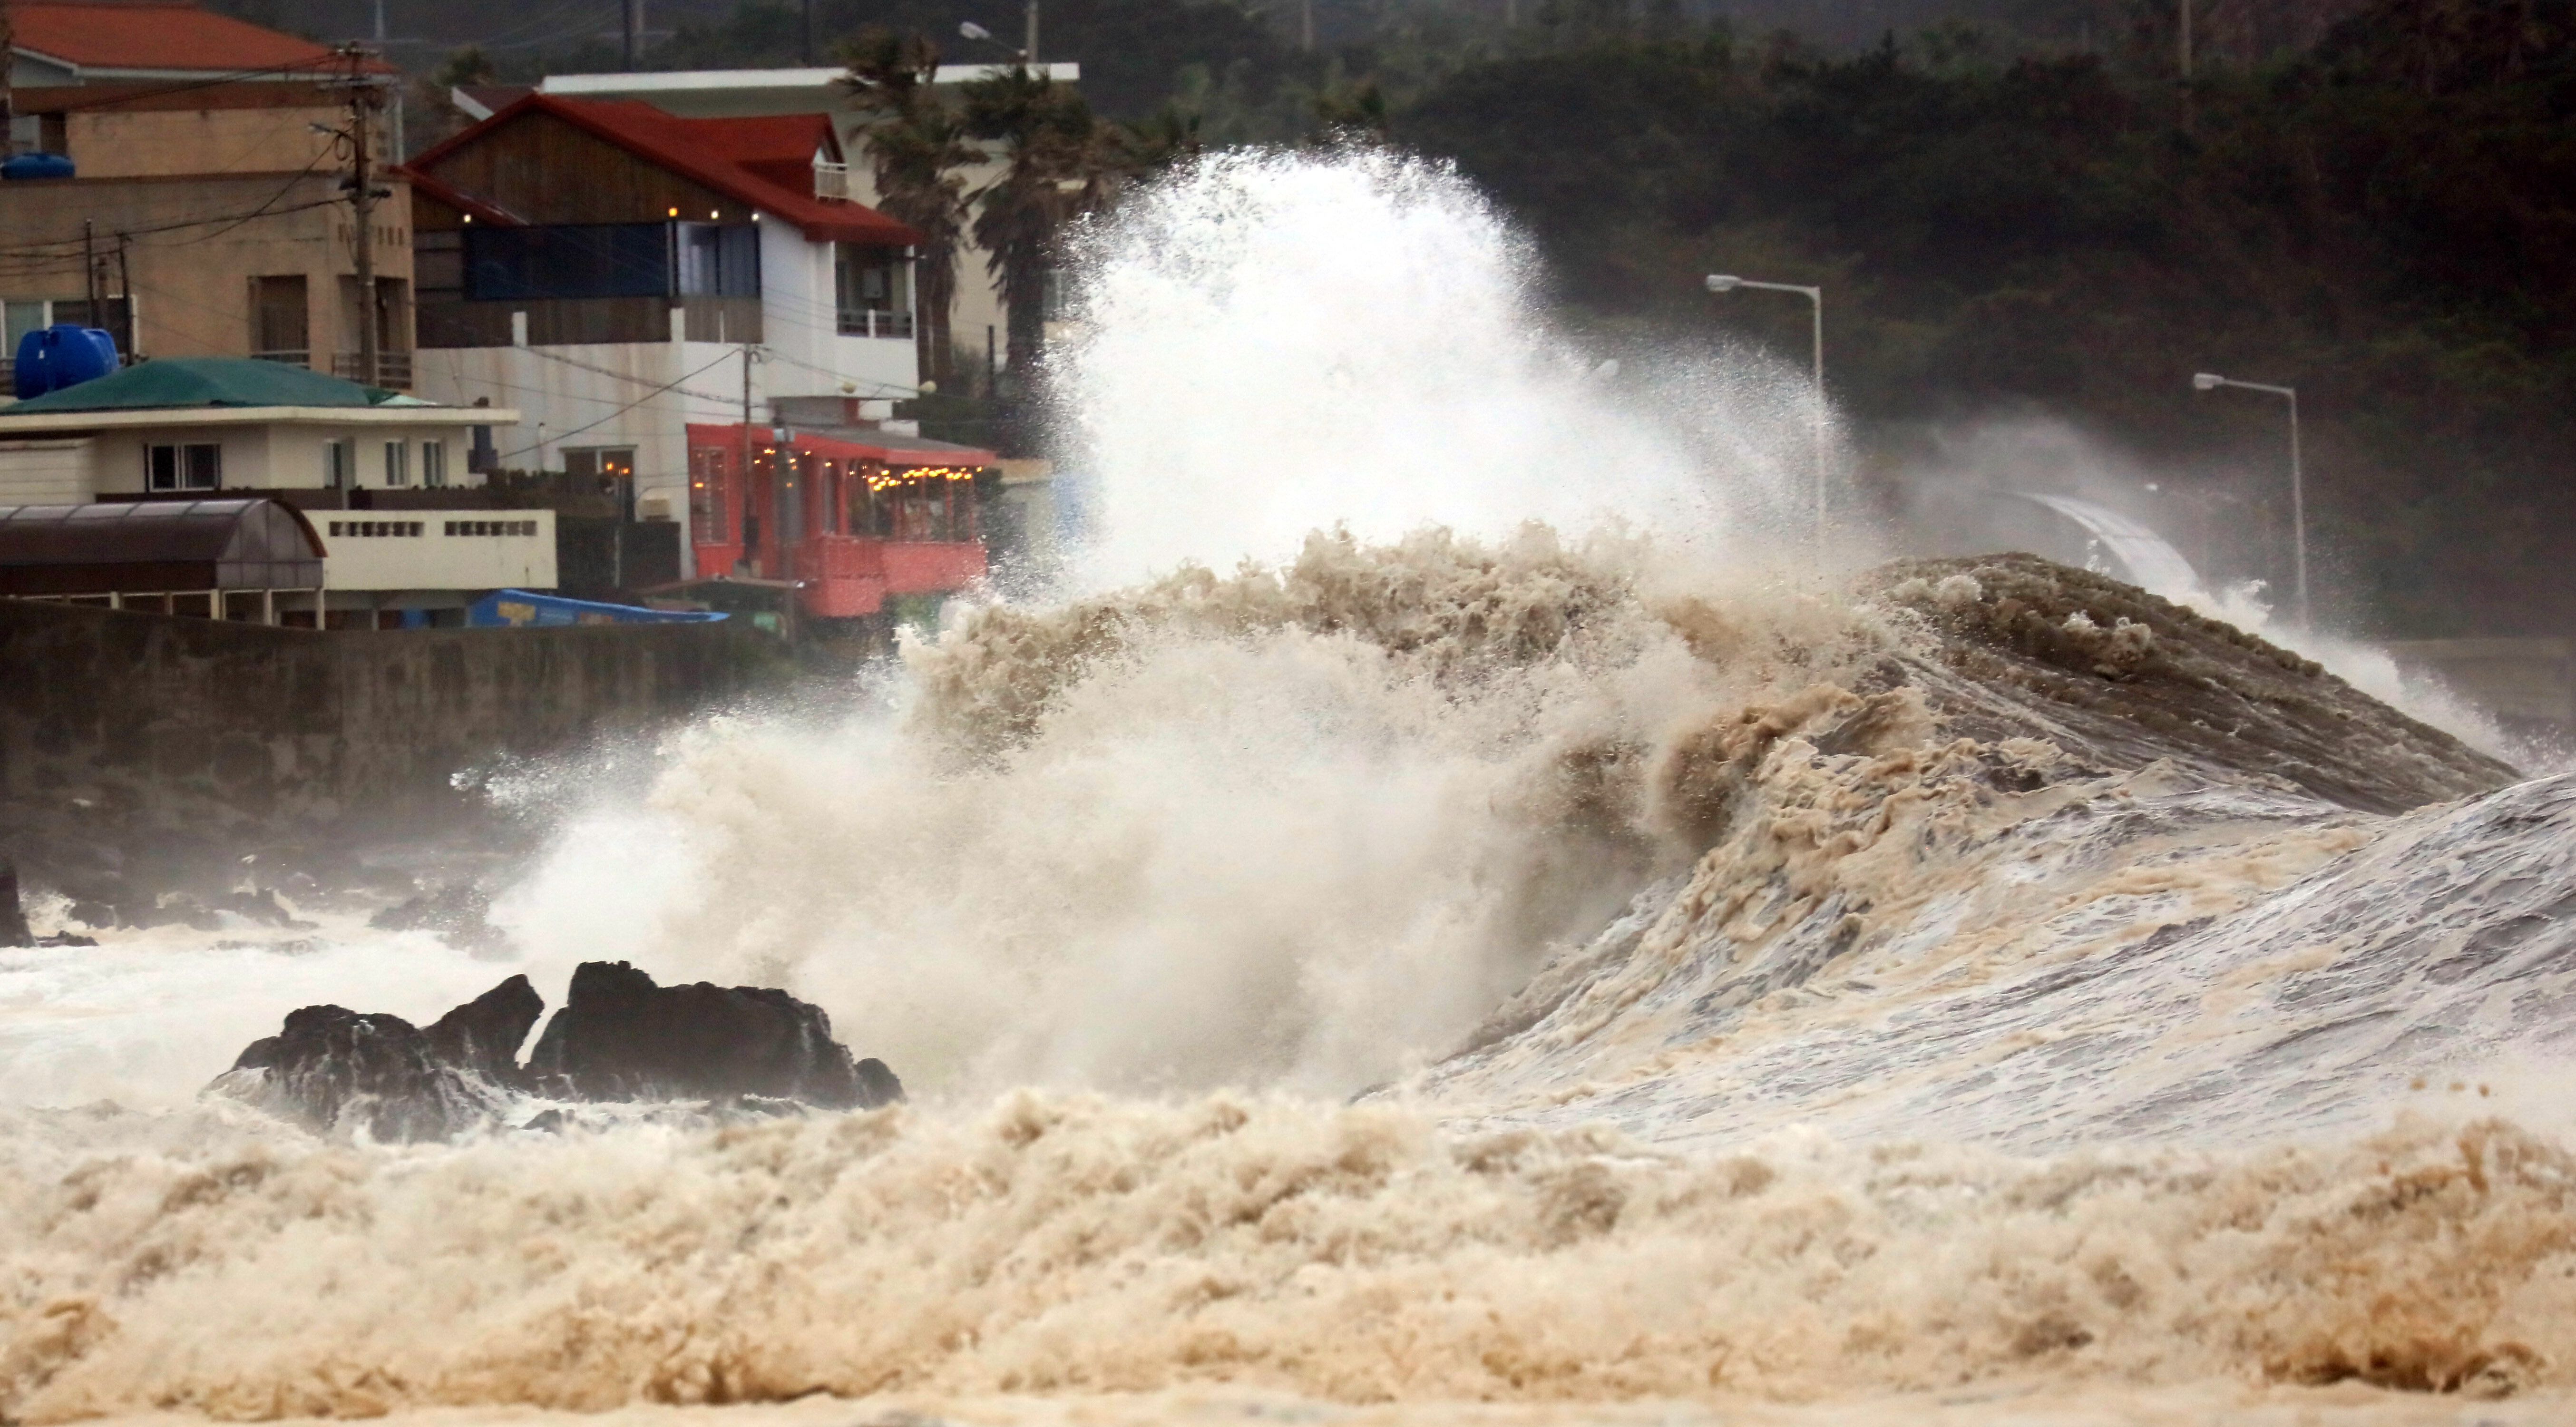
[{"x1": 685, "y1": 424, "x2": 992, "y2": 619}]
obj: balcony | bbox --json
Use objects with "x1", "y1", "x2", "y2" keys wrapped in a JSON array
[
  {"x1": 251, "y1": 348, "x2": 311, "y2": 368},
  {"x1": 332, "y1": 351, "x2": 414, "y2": 389},
  {"x1": 838, "y1": 308, "x2": 915, "y2": 340},
  {"x1": 814, "y1": 160, "x2": 853, "y2": 203}
]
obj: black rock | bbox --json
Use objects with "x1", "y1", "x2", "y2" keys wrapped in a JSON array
[
  {"x1": 526, "y1": 961, "x2": 902, "y2": 1110},
  {"x1": 212, "y1": 963, "x2": 903, "y2": 1141},
  {"x1": 217, "y1": 1002, "x2": 512, "y2": 1144},
  {"x1": 856, "y1": 1057, "x2": 906, "y2": 1106},
  {"x1": 422, "y1": 974, "x2": 543, "y2": 1088},
  {"x1": 0, "y1": 859, "x2": 31, "y2": 949}
]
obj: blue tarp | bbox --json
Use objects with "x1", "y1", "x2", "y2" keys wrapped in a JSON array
[{"x1": 466, "y1": 590, "x2": 726, "y2": 628}]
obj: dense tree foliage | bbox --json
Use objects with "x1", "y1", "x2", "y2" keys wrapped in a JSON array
[
  {"x1": 379, "y1": 0, "x2": 2576, "y2": 633},
  {"x1": 1385, "y1": 0, "x2": 2576, "y2": 634}
]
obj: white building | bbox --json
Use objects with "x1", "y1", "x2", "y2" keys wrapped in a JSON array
[
  {"x1": 401, "y1": 93, "x2": 933, "y2": 579},
  {"x1": 478, "y1": 63, "x2": 1082, "y2": 371},
  {"x1": 0, "y1": 357, "x2": 548, "y2": 626}
]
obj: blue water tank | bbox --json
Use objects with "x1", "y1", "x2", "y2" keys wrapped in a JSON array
[
  {"x1": 0, "y1": 153, "x2": 76, "y2": 181},
  {"x1": 12, "y1": 325, "x2": 121, "y2": 400}
]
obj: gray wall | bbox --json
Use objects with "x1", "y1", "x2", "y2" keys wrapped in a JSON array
[{"x1": 0, "y1": 600, "x2": 778, "y2": 841}]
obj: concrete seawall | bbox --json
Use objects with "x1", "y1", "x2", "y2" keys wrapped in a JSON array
[{"x1": 0, "y1": 600, "x2": 779, "y2": 847}]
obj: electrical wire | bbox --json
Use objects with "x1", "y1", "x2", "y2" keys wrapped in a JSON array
[{"x1": 492, "y1": 348, "x2": 740, "y2": 459}]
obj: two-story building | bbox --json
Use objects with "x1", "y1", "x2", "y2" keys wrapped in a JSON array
[
  {"x1": 401, "y1": 93, "x2": 995, "y2": 616},
  {"x1": 1, "y1": 1, "x2": 414, "y2": 389}
]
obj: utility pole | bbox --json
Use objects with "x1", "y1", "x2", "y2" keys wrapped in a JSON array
[
  {"x1": 1025, "y1": 0, "x2": 1040, "y2": 64},
  {"x1": 627, "y1": 0, "x2": 645, "y2": 68},
  {"x1": 338, "y1": 43, "x2": 385, "y2": 386},
  {"x1": 83, "y1": 219, "x2": 99, "y2": 320},
  {"x1": 797, "y1": 0, "x2": 810, "y2": 64},
  {"x1": 1300, "y1": 0, "x2": 1314, "y2": 50},
  {"x1": 740, "y1": 342, "x2": 756, "y2": 572},
  {"x1": 116, "y1": 235, "x2": 136, "y2": 360},
  {"x1": 2178, "y1": 0, "x2": 2195, "y2": 130}
]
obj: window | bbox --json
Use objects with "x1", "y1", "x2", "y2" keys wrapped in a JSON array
[
  {"x1": 383, "y1": 440, "x2": 408, "y2": 487},
  {"x1": 422, "y1": 440, "x2": 447, "y2": 489},
  {"x1": 327, "y1": 520, "x2": 425, "y2": 537},
  {"x1": 3, "y1": 298, "x2": 61, "y2": 352},
  {"x1": 146, "y1": 443, "x2": 221, "y2": 492},
  {"x1": 465, "y1": 223, "x2": 687, "y2": 301},
  {"x1": 440, "y1": 520, "x2": 537, "y2": 537},
  {"x1": 324, "y1": 438, "x2": 353, "y2": 489},
  {"x1": 689, "y1": 446, "x2": 729, "y2": 543},
  {"x1": 675, "y1": 224, "x2": 761, "y2": 297},
  {"x1": 252, "y1": 275, "x2": 308, "y2": 360},
  {"x1": 835, "y1": 244, "x2": 913, "y2": 337}
]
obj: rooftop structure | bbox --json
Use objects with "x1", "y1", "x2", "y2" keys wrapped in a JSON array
[
  {"x1": 2, "y1": 1, "x2": 395, "y2": 84},
  {"x1": 0, "y1": 360, "x2": 550, "y2": 625},
  {"x1": 0, "y1": 497, "x2": 322, "y2": 618},
  {"x1": 405, "y1": 94, "x2": 917, "y2": 248},
  {"x1": 454, "y1": 64, "x2": 1080, "y2": 122}
]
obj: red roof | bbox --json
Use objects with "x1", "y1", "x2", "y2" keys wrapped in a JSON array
[
  {"x1": 4, "y1": 1, "x2": 396, "y2": 75},
  {"x1": 405, "y1": 94, "x2": 920, "y2": 247}
]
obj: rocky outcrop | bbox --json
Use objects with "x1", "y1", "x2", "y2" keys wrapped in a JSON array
[
  {"x1": 209, "y1": 964, "x2": 900, "y2": 1142},
  {"x1": 422, "y1": 974, "x2": 546, "y2": 1088},
  {"x1": 526, "y1": 961, "x2": 902, "y2": 1110},
  {"x1": 217, "y1": 1004, "x2": 518, "y2": 1144}
]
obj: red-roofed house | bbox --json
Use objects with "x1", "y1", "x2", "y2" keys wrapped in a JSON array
[
  {"x1": 3, "y1": 0, "x2": 392, "y2": 84},
  {"x1": 401, "y1": 93, "x2": 990, "y2": 609}
]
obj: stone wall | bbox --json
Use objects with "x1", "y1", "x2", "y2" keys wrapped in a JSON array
[{"x1": 0, "y1": 600, "x2": 778, "y2": 847}]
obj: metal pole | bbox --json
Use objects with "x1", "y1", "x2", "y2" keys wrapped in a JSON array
[
  {"x1": 2288, "y1": 389, "x2": 2307, "y2": 628},
  {"x1": 1026, "y1": 0, "x2": 1040, "y2": 63},
  {"x1": 116, "y1": 234, "x2": 135, "y2": 359},
  {"x1": 627, "y1": 0, "x2": 644, "y2": 68},
  {"x1": 2193, "y1": 373, "x2": 2306, "y2": 626},
  {"x1": 1705, "y1": 274, "x2": 1828, "y2": 562},
  {"x1": 345, "y1": 46, "x2": 381, "y2": 387},
  {"x1": 740, "y1": 342, "x2": 755, "y2": 572},
  {"x1": 1809, "y1": 287, "x2": 1825, "y2": 560},
  {"x1": 83, "y1": 219, "x2": 98, "y2": 317}
]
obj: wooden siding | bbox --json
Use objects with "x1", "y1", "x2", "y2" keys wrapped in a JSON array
[
  {"x1": 414, "y1": 111, "x2": 756, "y2": 227},
  {"x1": 416, "y1": 295, "x2": 762, "y2": 348}
]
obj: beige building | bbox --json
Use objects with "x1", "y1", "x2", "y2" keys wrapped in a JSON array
[
  {"x1": 2, "y1": 3, "x2": 412, "y2": 389},
  {"x1": 0, "y1": 167, "x2": 416, "y2": 390},
  {"x1": 0, "y1": 357, "x2": 547, "y2": 624}
]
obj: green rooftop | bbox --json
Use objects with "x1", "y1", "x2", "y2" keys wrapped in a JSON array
[{"x1": 2, "y1": 358, "x2": 410, "y2": 414}]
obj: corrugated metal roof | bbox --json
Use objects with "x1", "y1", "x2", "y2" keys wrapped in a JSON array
[{"x1": 0, "y1": 499, "x2": 323, "y2": 594}]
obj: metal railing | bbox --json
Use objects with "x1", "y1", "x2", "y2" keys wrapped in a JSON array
[
  {"x1": 837, "y1": 308, "x2": 915, "y2": 340},
  {"x1": 251, "y1": 348, "x2": 311, "y2": 367},
  {"x1": 814, "y1": 160, "x2": 853, "y2": 202},
  {"x1": 333, "y1": 351, "x2": 414, "y2": 389}
]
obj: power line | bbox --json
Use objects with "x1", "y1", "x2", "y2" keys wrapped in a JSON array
[{"x1": 494, "y1": 348, "x2": 740, "y2": 459}]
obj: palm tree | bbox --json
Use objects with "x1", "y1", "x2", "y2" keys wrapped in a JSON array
[
  {"x1": 840, "y1": 29, "x2": 983, "y2": 386},
  {"x1": 961, "y1": 65, "x2": 1114, "y2": 381}
]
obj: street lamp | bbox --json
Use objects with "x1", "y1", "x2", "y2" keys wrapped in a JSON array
[
  {"x1": 958, "y1": 7, "x2": 1038, "y2": 64},
  {"x1": 2192, "y1": 371, "x2": 2307, "y2": 627},
  {"x1": 1707, "y1": 273, "x2": 1827, "y2": 557}
]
